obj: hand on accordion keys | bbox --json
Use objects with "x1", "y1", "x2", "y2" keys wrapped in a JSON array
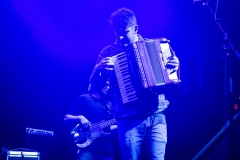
[
  {"x1": 95, "y1": 57, "x2": 114, "y2": 71},
  {"x1": 165, "y1": 56, "x2": 179, "y2": 71}
]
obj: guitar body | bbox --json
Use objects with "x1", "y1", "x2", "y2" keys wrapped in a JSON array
[{"x1": 70, "y1": 119, "x2": 116, "y2": 149}]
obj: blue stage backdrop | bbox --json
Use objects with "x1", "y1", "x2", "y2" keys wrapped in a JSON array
[{"x1": 0, "y1": 0, "x2": 240, "y2": 159}]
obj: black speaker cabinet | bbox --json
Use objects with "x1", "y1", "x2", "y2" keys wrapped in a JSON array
[
  {"x1": 6, "y1": 151, "x2": 40, "y2": 160},
  {"x1": 24, "y1": 128, "x2": 54, "y2": 160},
  {"x1": 13, "y1": 128, "x2": 54, "y2": 160}
]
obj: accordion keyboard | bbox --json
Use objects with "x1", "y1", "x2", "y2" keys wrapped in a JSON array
[{"x1": 112, "y1": 52, "x2": 138, "y2": 104}]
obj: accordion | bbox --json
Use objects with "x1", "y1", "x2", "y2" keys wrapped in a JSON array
[{"x1": 112, "y1": 38, "x2": 180, "y2": 104}]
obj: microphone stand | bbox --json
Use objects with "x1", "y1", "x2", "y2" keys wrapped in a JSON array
[{"x1": 194, "y1": 1, "x2": 240, "y2": 160}]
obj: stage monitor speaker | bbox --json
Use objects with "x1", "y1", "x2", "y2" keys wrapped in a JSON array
[
  {"x1": 23, "y1": 128, "x2": 54, "y2": 160},
  {"x1": 6, "y1": 150, "x2": 40, "y2": 160}
]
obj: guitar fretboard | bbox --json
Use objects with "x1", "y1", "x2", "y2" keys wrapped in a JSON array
[{"x1": 98, "y1": 119, "x2": 117, "y2": 129}]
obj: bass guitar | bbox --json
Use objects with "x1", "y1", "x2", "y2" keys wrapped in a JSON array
[{"x1": 70, "y1": 118, "x2": 117, "y2": 148}]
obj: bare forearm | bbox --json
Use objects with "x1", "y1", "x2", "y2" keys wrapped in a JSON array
[
  {"x1": 64, "y1": 114, "x2": 90, "y2": 128},
  {"x1": 89, "y1": 67, "x2": 101, "y2": 84},
  {"x1": 64, "y1": 114, "x2": 81, "y2": 124}
]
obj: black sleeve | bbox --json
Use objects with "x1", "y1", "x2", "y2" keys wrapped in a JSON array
[{"x1": 67, "y1": 95, "x2": 85, "y2": 115}]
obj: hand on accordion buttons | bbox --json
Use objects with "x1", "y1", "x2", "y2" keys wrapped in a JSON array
[
  {"x1": 166, "y1": 56, "x2": 179, "y2": 70},
  {"x1": 96, "y1": 57, "x2": 114, "y2": 70}
]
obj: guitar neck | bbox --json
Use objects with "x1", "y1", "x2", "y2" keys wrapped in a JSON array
[{"x1": 99, "y1": 119, "x2": 117, "y2": 129}]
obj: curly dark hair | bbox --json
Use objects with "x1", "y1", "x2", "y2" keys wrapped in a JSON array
[{"x1": 108, "y1": 7, "x2": 137, "y2": 32}]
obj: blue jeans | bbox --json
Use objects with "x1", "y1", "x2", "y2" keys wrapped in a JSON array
[{"x1": 117, "y1": 113, "x2": 167, "y2": 160}]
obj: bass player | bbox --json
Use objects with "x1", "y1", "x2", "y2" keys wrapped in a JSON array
[{"x1": 64, "y1": 78, "x2": 118, "y2": 160}]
